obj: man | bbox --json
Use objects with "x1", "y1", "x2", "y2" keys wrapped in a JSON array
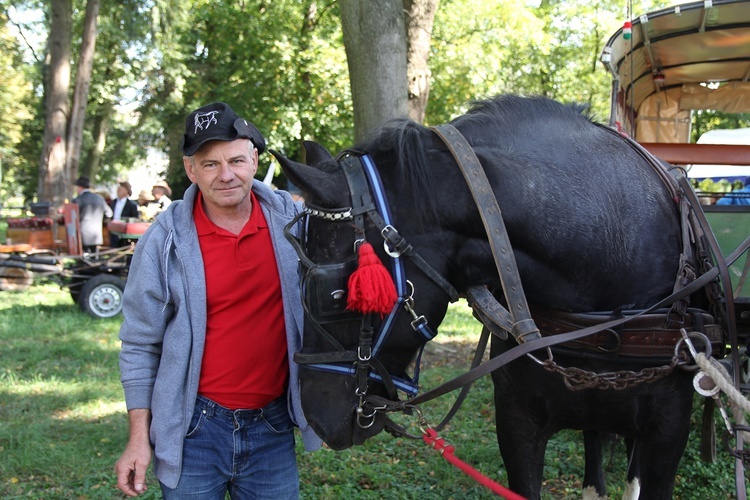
[
  {"x1": 136, "y1": 189, "x2": 159, "y2": 221},
  {"x1": 137, "y1": 189, "x2": 155, "y2": 207},
  {"x1": 110, "y1": 181, "x2": 140, "y2": 247},
  {"x1": 151, "y1": 180, "x2": 173, "y2": 214},
  {"x1": 72, "y1": 175, "x2": 113, "y2": 253},
  {"x1": 115, "y1": 102, "x2": 320, "y2": 499}
]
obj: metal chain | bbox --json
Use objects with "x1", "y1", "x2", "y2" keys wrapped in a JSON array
[
  {"x1": 723, "y1": 426, "x2": 750, "y2": 470},
  {"x1": 541, "y1": 357, "x2": 679, "y2": 391}
]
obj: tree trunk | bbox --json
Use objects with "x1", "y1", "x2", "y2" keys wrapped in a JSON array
[
  {"x1": 339, "y1": 0, "x2": 409, "y2": 141},
  {"x1": 404, "y1": 0, "x2": 438, "y2": 124},
  {"x1": 296, "y1": 1, "x2": 319, "y2": 165},
  {"x1": 82, "y1": 100, "x2": 113, "y2": 180},
  {"x1": 38, "y1": 0, "x2": 72, "y2": 207},
  {"x1": 66, "y1": 0, "x2": 101, "y2": 185}
]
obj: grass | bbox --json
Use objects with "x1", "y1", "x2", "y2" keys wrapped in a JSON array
[{"x1": 0, "y1": 285, "x2": 739, "y2": 498}]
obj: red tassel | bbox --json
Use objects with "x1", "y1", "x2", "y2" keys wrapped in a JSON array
[{"x1": 346, "y1": 242, "x2": 397, "y2": 315}]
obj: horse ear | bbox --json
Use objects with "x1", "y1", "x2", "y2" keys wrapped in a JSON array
[
  {"x1": 270, "y1": 149, "x2": 347, "y2": 206},
  {"x1": 303, "y1": 141, "x2": 333, "y2": 166}
]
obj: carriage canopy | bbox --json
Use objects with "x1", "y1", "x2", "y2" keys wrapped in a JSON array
[{"x1": 600, "y1": 0, "x2": 750, "y2": 144}]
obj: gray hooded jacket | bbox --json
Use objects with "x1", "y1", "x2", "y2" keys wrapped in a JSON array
[{"x1": 119, "y1": 182, "x2": 321, "y2": 488}]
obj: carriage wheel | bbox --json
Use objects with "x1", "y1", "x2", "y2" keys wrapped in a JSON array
[
  {"x1": 79, "y1": 275, "x2": 126, "y2": 319},
  {"x1": 0, "y1": 267, "x2": 33, "y2": 292}
]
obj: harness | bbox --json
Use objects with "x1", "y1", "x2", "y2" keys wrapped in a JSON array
[{"x1": 285, "y1": 123, "x2": 744, "y2": 433}]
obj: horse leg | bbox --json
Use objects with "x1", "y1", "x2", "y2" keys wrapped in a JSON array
[
  {"x1": 623, "y1": 438, "x2": 641, "y2": 500},
  {"x1": 628, "y1": 386, "x2": 693, "y2": 500},
  {"x1": 582, "y1": 430, "x2": 607, "y2": 500},
  {"x1": 586, "y1": 434, "x2": 641, "y2": 500},
  {"x1": 494, "y1": 408, "x2": 548, "y2": 500},
  {"x1": 491, "y1": 366, "x2": 548, "y2": 498},
  {"x1": 626, "y1": 437, "x2": 687, "y2": 500}
]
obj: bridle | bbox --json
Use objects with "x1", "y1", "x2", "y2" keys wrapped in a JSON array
[{"x1": 284, "y1": 151, "x2": 459, "y2": 427}]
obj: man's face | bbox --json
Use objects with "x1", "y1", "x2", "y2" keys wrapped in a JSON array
[
  {"x1": 183, "y1": 139, "x2": 258, "y2": 211},
  {"x1": 117, "y1": 185, "x2": 128, "y2": 199}
]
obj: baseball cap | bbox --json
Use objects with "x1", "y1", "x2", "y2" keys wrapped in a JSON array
[{"x1": 181, "y1": 102, "x2": 266, "y2": 156}]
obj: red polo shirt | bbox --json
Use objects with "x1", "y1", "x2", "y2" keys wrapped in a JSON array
[{"x1": 194, "y1": 191, "x2": 288, "y2": 409}]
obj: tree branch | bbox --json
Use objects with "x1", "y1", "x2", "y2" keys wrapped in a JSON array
[{"x1": 4, "y1": 7, "x2": 41, "y2": 63}]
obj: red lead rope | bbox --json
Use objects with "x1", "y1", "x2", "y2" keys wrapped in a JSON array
[{"x1": 422, "y1": 428, "x2": 527, "y2": 499}]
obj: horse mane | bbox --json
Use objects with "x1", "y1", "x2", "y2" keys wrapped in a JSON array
[
  {"x1": 351, "y1": 95, "x2": 598, "y2": 226},
  {"x1": 459, "y1": 94, "x2": 597, "y2": 143},
  {"x1": 354, "y1": 118, "x2": 444, "y2": 225}
]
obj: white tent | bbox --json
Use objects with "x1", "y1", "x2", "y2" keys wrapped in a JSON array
[{"x1": 686, "y1": 128, "x2": 750, "y2": 181}]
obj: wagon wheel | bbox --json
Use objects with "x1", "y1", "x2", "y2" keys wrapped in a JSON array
[
  {"x1": 0, "y1": 267, "x2": 33, "y2": 292},
  {"x1": 79, "y1": 275, "x2": 126, "y2": 319}
]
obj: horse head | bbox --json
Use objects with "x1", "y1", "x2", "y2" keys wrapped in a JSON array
[{"x1": 273, "y1": 139, "x2": 459, "y2": 449}]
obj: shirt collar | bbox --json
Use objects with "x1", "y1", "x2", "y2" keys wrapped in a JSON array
[{"x1": 193, "y1": 190, "x2": 266, "y2": 237}]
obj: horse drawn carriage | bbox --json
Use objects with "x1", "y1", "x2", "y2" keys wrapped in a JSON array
[
  {"x1": 0, "y1": 203, "x2": 149, "y2": 319},
  {"x1": 600, "y1": 0, "x2": 750, "y2": 340},
  {"x1": 271, "y1": 1, "x2": 750, "y2": 498}
]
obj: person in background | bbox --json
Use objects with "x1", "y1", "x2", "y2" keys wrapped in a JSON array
[
  {"x1": 110, "y1": 181, "x2": 140, "y2": 248},
  {"x1": 114, "y1": 102, "x2": 320, "y2": 499},
  {"x1": 716, "y1": 181, "x2": 750, "y2": 206},
  {"x1": 136, "y1": 190, "x2": 158, "y2": 221},
  {"x1": 151, "y1": 180, "x2": 173, "y2": 214},
  {"x1": 137, "y1": 189, "x2": 155, "y2": 207},
  {"x1": 72, "y1": 175, "x2": 113, "y2": 254}
]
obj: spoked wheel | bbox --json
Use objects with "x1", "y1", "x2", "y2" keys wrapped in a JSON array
[
  {"x1": 79, "y1": 275, "x2": 126, "y2": 318},
  {"x1": 0, "y1": 267, "x2": 33, "y2": 292}
]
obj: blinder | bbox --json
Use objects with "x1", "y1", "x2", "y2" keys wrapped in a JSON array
[
  {"x1": 283, "y1": 208, "x2": 360, "y2": 325},
  {"x1": 303, "y1": 256, "x2": 360, "y2": 324}
]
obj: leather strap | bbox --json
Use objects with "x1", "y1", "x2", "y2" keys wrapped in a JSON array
[
  {"x1": 375, "y1": 244, "x2": 748, "y2": 413},
  {"x1": 465, "y1": 285, "x2": 512, "y2": 339},
  {"x1": 532, "y1": 307, "x2": 724, "y2": 357},
  {"x1": 339, "y1": 154, "x2": 460, "y2": 303},
  {"x1": 372, "y1": 325, "x2": 492, "y2": 439},
  {"x1": 431, "y1": 124, "x2": 540, "y2": 343}
]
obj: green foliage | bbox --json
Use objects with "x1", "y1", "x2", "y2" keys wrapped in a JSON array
[
  {"x1": 6, "y1": 0, "x2": 748, "y2": 203},
  {"x1": 691, "y1": 109, "x2": 750, "y2": 143},
  {"x1": 0, "y1": 9, "x2": 37, "y2": 204},
  {"x1": 80, "y1": 0, "x2": 159, "y2": 182},
  {"x1": 427, "y1": 0, "x2": 633, "y2": 123},
  {"x1": 138, "y1": 0, "x2": 352, "y2": 194},
  {"x1": 694, "y1": 178, "x2": 736, "y2": 194}
]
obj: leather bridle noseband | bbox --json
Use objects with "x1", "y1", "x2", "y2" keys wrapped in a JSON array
[{"x1": 284, "y1": 151, "x2": 459, "y2": 427}]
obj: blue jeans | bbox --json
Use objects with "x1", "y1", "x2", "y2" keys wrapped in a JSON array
[{"x1": 160, "y1": 395, "x2": 299, "y2": 499}]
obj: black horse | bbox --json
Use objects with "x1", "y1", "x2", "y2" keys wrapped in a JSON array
[{"x1": 274, "y1": 95, "x2": 719, "y2": 499}]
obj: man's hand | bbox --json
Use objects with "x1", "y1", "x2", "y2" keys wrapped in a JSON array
[
  {"x1": 115, "y1": 408, "x2": 152, "y2": 497},
  {"x1": 115, "y1": 441, "x2": 151, "y2": 496}
]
